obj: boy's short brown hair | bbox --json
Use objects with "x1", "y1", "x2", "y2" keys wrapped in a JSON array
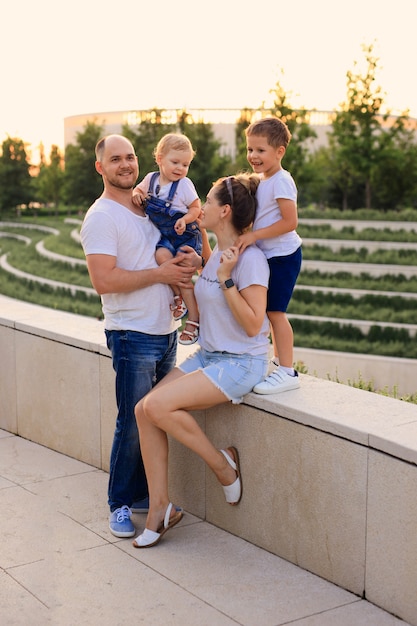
[{"x1": 245, "y1": 117, "x2": 292, "y2": 149}]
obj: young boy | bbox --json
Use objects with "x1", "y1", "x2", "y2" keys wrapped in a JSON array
[{"x1": 236, "y1": 117, "x2": 302, "y2": 394}]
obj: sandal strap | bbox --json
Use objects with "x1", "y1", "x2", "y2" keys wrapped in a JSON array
[
  {"x1": 184, "y1": 321, "x2": 199, "y2": 328},
  {"x1": 221, "y1": 449, "x2": 237, "y2": 471},
  {"x1": 163, "y1": 502, "x2": 173, "y2": 529}
]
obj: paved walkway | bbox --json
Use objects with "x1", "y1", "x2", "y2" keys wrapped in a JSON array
[{"x1": 0, "y1": 430, "x2": 410, "y2": 626}]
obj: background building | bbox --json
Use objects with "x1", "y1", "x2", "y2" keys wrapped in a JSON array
[{"x1": 64, "y1": 108, "x2": 336, "y2": 160}]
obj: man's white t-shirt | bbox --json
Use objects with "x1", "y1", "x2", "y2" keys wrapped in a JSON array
[{"x1": 80, "y1": 198, "x2": 178, "y2": 334}]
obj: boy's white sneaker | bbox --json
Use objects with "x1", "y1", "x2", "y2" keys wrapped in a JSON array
[{"x1": 253, "y1": 368, "x2": 300, "y2": 395}]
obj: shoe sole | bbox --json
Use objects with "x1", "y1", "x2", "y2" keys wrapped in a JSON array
[
  {"x1": 109, "y1": 526, "x2": 136, "y2": 538},
  {"x1": 253, "y1": 380, "x2": 300, "y2": 395},
  {"x1": 252, "y1": 385, "x2": 300, "y2": 396},
  {"x1": 132, "y1": 511, "x2": 183, "y2": 548}
]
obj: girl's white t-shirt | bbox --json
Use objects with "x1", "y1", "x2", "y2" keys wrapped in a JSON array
[
  {"x1": 195, "y1": 244, "x2": 270, "y2": 356},
  {"x1": 138, "y1": 173, "x2": 198, "y2": 215},
  {"x1": 80, "y1": 198, "x2": 177, "y2": 334},
  {"x1": 254, "y1": 168, "x2": 302, "y2": 258}
]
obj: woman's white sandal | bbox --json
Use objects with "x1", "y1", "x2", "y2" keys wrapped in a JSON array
[
  {"x1": 178, "y1": 320, "x2": 199, "y2": 345},
  {"x1": 220, "y1": 447, "x2": 242, "y2": 505},
  {"x1": 132, "y1": 502, "x2": 183, "y2": 548}
]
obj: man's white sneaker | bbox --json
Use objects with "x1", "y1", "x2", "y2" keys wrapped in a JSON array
[{"x1": 253, "y1": 368, "x2": 300, "y2": 395}]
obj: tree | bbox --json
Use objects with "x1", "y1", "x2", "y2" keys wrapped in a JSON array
[
  {"x1": 234, "y1": 109, "x2": 255, "y2": 172},
  {"x1": 63, "y1": 120, "x2": 104, "y2": 208},
  {"x1": 327, "y1": 42, "x2": 416, "y2": 210},
  {"x1": 233, "y1": 76, "x2": 318, "y2": 205},
  {"x1": 0, "y1": 137, "x2": 33, "y2": 213},
  {"x1": 123, "y1": 109, "x2": 232, "y2": 197},
  {"x1": 268, "y1": 76, "x2": 317, "y2": 190},
  {"x1": 180, "y1": 118, "x2": 232, "y2": 197},
  {"x1": 369, "y1": 115, "x2": 417, "y2": 210},
  {"x1": 34, "y1": 145, "x2": 65, "y2": 212},
  {"x1": 122, "y1": 109, "x2": 176, "y2": 178}
]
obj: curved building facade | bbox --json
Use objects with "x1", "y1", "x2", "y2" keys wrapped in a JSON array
[
  {"x1": 64, "y1": 108, "x2": 336, "y2": 160},
  {"x1": 64, "y1": 108, "x2": 415, "y2": 159}
]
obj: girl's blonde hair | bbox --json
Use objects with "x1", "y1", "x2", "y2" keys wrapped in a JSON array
[{"x1": 154, "y1": 133, "x2": 196, "y2": 160}]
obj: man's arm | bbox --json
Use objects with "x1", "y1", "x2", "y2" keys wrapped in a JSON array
[{"x1": 86, "y1": 253, "x2": 196, "y2": 295}]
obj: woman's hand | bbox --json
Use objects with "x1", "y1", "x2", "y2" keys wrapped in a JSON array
[{"x1": 217, "y1": 246, "x2": 239, "y2": 283}]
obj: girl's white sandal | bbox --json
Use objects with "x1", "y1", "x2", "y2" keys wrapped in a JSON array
[
  {"x1": 178, "y1": 320, "x2": 199, "y2": 345},
  {"x1": 171, "y1": 296, "x2": 188, "y2": 320}
]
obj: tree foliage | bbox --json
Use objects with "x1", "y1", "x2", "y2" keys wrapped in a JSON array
[
  {"x1": 34, "y1": 145, "x2": 65, "y2": 211},
  {"x1": 63, "y1": 120, "x2": 104, "y2": 208},
  {"x1": 0, "y1": 137, "x2": 33, "y2": 213},
  {"x1": 327, "y1": 43, "x2": 417, "y2": 210},
  {"x1": 3, "y1": 43, "x2": 417, "y2": 213},
  {"x1": 233, "y1": 76, "x2": 319, "y2": 205},
  {"x1": 122, "y1": 108, "x2": 232, "y2": 197}
]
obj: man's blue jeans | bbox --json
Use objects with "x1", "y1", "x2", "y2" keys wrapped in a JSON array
[{"x1": 105, "y1": 329, "x2": 177, "y2": 512}]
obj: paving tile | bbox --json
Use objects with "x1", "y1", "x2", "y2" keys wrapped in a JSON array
[
  {"x1": 10, "y1": 544, "x2": 236, "y2": 626},
  {"x1": 0, "y1": 485, "x2": 106, "y2": 569},
  {"x1": 0, "y1": 432, "x2": 411, "y2": 626},
  {"x1": 0, "y1": 435, "x2": 94, "y2": 484},
  {"x1": 123, "y1": 521, "x2": 358, "y2": 626},
  {"x1": 289, "y1": 599, "x2": 411, "y2": 625},
  {"x1": 26, "y1": 467, "x2": 112, "y2": 539},
  {"x1": 0, "y1": 570, "x2": 50, "y2": 626}
]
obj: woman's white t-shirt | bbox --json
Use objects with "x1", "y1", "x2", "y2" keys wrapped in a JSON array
[{"x1": 195, "y1": 244, "x2": 270, "y2": 356}]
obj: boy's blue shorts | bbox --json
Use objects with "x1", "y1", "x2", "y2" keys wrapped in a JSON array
[{"x1": 267, "y1": 246, "x2": 302, "y2": 312}]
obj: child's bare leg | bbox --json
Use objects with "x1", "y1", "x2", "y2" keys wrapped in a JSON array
[
  {"x1": 268, "y1": 311, "x2": 294, "y2": 368},
  {"x1": 252, "y1": 311, "x2": 299, "y2": 395},
  {"x1": 179, "y1": 286, "x2": 199, "y2": 343},
  {"x1": 155, "y1": 247, "x2": 183, "y2": 308}
]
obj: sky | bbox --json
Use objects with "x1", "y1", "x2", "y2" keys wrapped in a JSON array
[{"x1": 2, "y1": 0, "x2": 416, "y2": 162}]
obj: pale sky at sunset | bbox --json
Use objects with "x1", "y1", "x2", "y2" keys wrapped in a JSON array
[{"x1": 2, "y1": 0, "x2": 416, "y2": 161}]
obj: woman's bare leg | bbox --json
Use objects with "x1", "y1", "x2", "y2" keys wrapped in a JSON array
[{"x1": 135, "y1": 369, "x2": 238, "y2": 531}]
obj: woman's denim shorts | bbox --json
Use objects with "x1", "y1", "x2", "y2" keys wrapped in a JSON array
[{"x1": 178, "y1": 347, "x2": 268, "y2": 404}]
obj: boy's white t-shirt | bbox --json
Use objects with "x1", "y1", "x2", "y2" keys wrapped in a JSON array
[
  {"x1": 80, "y1": 198, "x2": 178, "y2": 334},
  {"x1": 253, "y1": 168, "x2": 302, "y2": 258},
  {"x1": 195, "y1": 245, "x2": 270, "y2": 356},
  {"x1": 138, "y1": 173, "x2": 198, "y2": 215}
]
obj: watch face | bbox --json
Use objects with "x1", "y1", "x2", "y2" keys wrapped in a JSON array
[{"x1": 225, "y1": 279, "x2": 234, "y2": 288}]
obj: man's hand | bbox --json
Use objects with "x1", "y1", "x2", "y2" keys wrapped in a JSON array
[
  {"x1": 159, "y1": 254, "x2": 196, "y2": 288},
  {"x1": 176, "y1": 245, "x2": 202, "y2": 270}
]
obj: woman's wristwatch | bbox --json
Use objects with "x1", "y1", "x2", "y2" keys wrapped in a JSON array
[{"x1": 220, "y1": 278, "x2": 235, "y2": 290}]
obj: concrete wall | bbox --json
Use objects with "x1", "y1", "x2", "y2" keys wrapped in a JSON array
[
  {"x1": 293, "y1": 346, "x2": 417, "y2": 398},
  {"x1": 1, "y1": 294, "x2": 417, "y2": 626}
]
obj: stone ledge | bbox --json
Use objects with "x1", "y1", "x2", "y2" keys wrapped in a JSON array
[{"x1": 1, "y1": 294, "x2": 416, "y2": 624}]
